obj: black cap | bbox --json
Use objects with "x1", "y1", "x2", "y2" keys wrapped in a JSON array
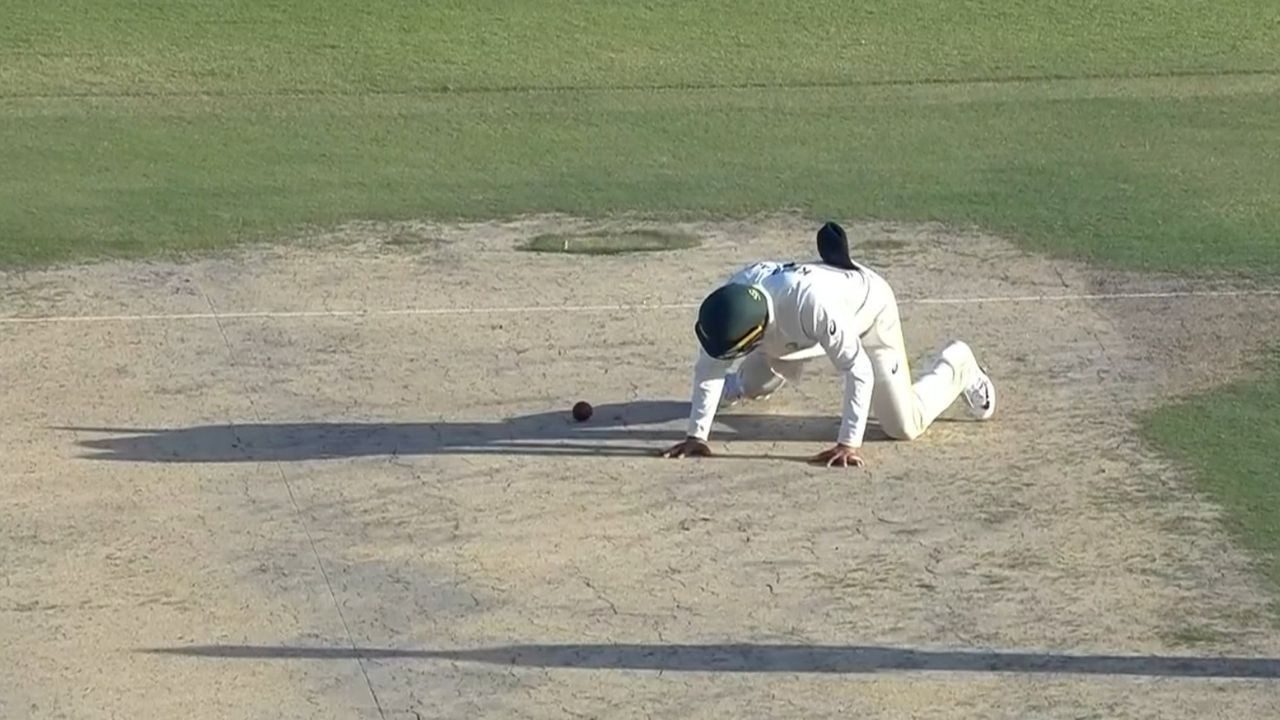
[
  {"x1": 694, "y1": 283, "x2": 769, "y2": 360},
  {"x1": 817, "y1": 221, "x2": 858, "y2": 270}
]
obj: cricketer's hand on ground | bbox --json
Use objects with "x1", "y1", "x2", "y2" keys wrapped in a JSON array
[
  {"x1": 661, "y1": 437, "x2": 712, "y2": 458},
  {"x1": 810, "y1": 443, "x2": 865, "y2": 468}
]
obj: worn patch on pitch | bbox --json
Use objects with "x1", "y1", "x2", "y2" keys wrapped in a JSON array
[{"x1": 521, "y1": 228, "x2": 701, "y2": 255}]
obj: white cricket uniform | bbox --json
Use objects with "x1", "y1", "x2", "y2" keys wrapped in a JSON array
[{"x1": 684, "y1": 261, "x2": 984, "y2": 447}]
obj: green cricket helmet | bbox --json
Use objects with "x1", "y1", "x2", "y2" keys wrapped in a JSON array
[{"x1": 694, "y1": 283, "x2": 770, "y2": 360}]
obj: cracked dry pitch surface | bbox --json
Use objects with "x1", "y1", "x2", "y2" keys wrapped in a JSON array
[{"x1": 3, "y1": 216, "x2": 1280, "y2": 719}]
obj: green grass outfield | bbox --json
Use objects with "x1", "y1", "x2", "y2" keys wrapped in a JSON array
[
  {"x1": 1144, "y1": 350, "x2": 1280, "y2": 616},
  {"x1": 4, "y1": 0, "x2": 1279, "y2": 269},
  {"x1": 4, "y1": 1, "x2": 1280, "y2": 609}
]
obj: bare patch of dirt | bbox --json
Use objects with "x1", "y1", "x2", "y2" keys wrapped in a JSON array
[{"x1": 3, "y1": 214, "x2": 1280, "y2": 719}]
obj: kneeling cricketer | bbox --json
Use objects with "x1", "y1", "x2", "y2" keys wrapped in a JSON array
[{"x1": 662, "y1": 222, "x2": 996, "y2": 468}]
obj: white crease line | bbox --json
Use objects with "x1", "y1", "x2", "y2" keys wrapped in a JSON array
[
  {"x1": 909, "y1": 288, "x2": 1280, "y2": 305},
  {"x1": 1, "y1": 288, "x2": 1279, "y2": 325}
]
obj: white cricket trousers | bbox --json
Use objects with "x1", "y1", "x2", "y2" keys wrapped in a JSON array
[{"x1": 733, "y1": 275, "x2": 983, "y2": 440}]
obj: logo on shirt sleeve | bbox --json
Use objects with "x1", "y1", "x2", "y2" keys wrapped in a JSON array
[{"x1": 828, "y1": 319, "x2": 837, "y2": 336}]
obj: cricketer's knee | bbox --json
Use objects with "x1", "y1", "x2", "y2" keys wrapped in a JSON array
[
  {"x1": 868, "y1": 352, "x2": 927, "y2": 441},
  {"x1": 733, "y1": 353, "x2": 807, "y2": 400},
  {"x1": 870, "y1": 373, "x2": 928, "y2": 441},
  {"x1": 878, "y1": 418, "x2": 926, "y2": 442}
]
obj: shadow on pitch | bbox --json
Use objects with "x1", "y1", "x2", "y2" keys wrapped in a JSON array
[
  {"x1": 140, "y1": 642, "x2": 1280, "y2": 679},
  {"x1": 58, "y1": 400, "x2": 885, "y2": 463}
]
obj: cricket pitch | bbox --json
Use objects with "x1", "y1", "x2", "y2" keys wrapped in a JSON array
[{"x1": 3, "y1": 215, "x2": 1280, "y2": 719}]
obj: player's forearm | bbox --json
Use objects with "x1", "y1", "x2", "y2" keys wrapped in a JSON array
[
  {"x1": 686, "y1": 377, "x2": 726, "y2": 440},
  {"x1": 837, "y1": 387, "x2": 869, "y2": 446},
  {"x1": 686, "y1": 352, "x2": 730, "y2": 440},
  {"x1": 836, "y1": 353, "x2": 874, "y2": 447}
]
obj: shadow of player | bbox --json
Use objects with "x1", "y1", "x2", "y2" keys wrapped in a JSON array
[
  {"x1": 58, "y1": 400, "x2": 893, "y2": 463},
  {"x1": 142, "y1": 641, "x2": 1280, "y2": 679}
]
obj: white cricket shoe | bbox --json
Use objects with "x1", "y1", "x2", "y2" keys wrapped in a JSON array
[{"x1": 963, "y1": 367, "x2": 996, "y2": 420}]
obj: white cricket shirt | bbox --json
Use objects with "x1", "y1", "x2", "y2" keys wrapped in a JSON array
[{"x1": 685, "y1": 262, "x2": 881, "y2": 447}]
